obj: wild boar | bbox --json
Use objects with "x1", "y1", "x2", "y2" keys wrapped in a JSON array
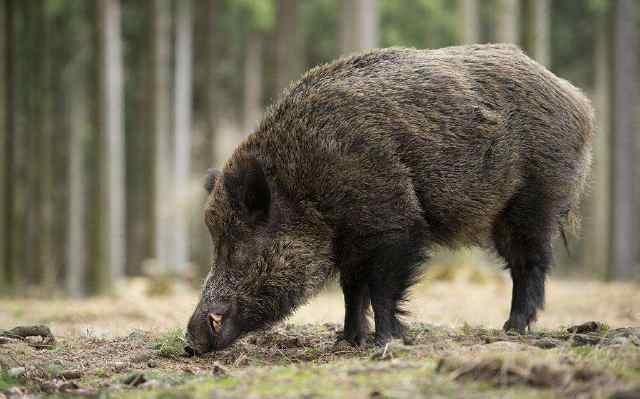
[{"x1": 184, "y1": 44, "x2": 593, "y2": 355}]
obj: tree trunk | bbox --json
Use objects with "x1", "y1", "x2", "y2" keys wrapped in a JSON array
[
  {"x1": 151, "y1": 0, "x2": 173, "y2": 273},
  {"x1": 339, "y1": 0, "x2": 378, "y2": 54},
  {"x1": 583, "y1": 15, "x2": 611, "y2": 278},
  {"x1": 23, "y1": 0, "x2": 46, "y2": 290},
  {"x1": 40, "y1": 4, "x2": 56, "y2": 291},
  {"x1": 3, "y1": 0, "x2": 18, "y2": 296},
  {"x1": 353, "y1": 0, "x2": 378, "y2": 51},
  {"x1": 0, "y1": 0, "x2": 7, "y2": 294},
  {"x1": 528, "y1": 0, "x2": 550, "y2": 66},
  {"x1": 459, "y1": 0, "x2": 479, "y2": 44},
  {"x1": 174, "y1": 0, "x2": 194, "y2": 274},
  {"x1": 609, "y1": 0, "x2": 637, "y2": 279},
  {"x1": 338, "y1": 0, "x2": 355, "y2": 55},
  {"x1": 244, "y1": 30, "x2": 263, "y2": 134},
  {"x1": 97, "y1": 0, "x2": 126, "y2": 288},
  {"x1": 274, "y1": 0, "x2": 300, "y2": 94},
  {"x1": 13, "y1": 0, "x2": 37, "y2": 294},
  {"x1": 204, "y1": 0, "x2": 218, "y2": 165},
  {"x1": 66, "y1": 77, "x2": 88, "y2": 298},
  {"x1": 496, "y1": 0, "x2": 520, "y2": 44}
]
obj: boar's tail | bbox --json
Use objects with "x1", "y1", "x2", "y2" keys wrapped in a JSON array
[
  {"x1": 559, "y1": 223, "x2": 571, "y2": 258},
  {"x1": 558, "y1": 146, "x2": 591, "y2": 259}
]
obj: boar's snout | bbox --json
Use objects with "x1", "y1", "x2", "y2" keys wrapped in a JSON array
[{"x1": 185, "y1": 301, "x2": 240, "y2": 355}]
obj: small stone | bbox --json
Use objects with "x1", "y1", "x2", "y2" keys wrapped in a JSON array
[
  {"x1": 59, "y1": 381, "x2": 80, "y2": 393},
  {"x1": 60, "y1": 369, "x2": 83, "y2": 379},
  {"x1": 567, "y1": 321, "x2": 601, "y2": 334},
  {"x1": 140, "y1": 379, "x2": 162, "y2": 389},
  {"x1": 130, "y1": 351, "x2": 154, "y2": 363},
  {"x1": 123, "y1": 373, "x2": 146, "y2": 387},
  {"x1": 4, "y1": 387, "x2": 28, "y2": 397},
  {"x1": 571, "y1": 334, "x2": 603, "y2": 346},
  {"x1": 211, "y1": 362, "x2": 228, "y2": 377},
  {"x1": 610, "y1": 336, "x2": 631, "y2": 346},
  {"x1": 533, "y1": 338, "x2": 562, "y2": 349},
  {"x1": 147, "y1": 360, "x2": 158, "y2": 368},
  {"x1": 112, "y1": 361, "x2": 128, "y2": 372},
  {"x1": 7, "y1": 367, "x2": 26, "y2": 378}
]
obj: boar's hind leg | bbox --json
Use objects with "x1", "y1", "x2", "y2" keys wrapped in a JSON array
[
  {"x1": 493, "y1": 192, "x2": 555, "y2": 334},
  {"x1": 340, "y1": 276, "x2": 370, "y2": 346}
]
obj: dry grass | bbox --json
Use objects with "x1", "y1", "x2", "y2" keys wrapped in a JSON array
[
  {"x1": 1, "y1": 274, "x2": 638, "y2": 339},
  {"x1": 1, "y1": 259, "x2": 639, "y2": 398}
]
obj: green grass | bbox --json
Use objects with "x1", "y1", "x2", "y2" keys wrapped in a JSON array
[
  {"x1": 0, "y1": 370, "x2": 20, "y2": 390},
  {"x1": 110, "y1": 357, "x2": 562, "y2": 399},
  {"x1": 149, "y1": 328, "x2": 186, "y2": 359}
]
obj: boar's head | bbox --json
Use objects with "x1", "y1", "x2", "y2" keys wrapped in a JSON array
[{"x1": 184, "y1": 153, "x2": 333, "y2": 356}]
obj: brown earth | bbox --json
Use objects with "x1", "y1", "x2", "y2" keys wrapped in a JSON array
[{"x1": 1, "y1": 275, "x2": 639, "y2": 398}]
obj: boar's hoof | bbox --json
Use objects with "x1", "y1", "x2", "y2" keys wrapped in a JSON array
[
  {"x1": 341, "y1": 330, "x2": 368, "y2": 347},
  {"x1": 503, "y1": 318, "x2": 528, "y2": 335},
  {"x1": 373, "y1": 334, "x2": 393, "y2": 347}
]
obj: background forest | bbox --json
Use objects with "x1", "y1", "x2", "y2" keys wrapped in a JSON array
[{"x1": 1, "y1": 0, "x2": 639, "y2": 298}]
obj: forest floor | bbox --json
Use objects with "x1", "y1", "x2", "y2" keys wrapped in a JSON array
[{"x1": 1, "y1": 268, "x2": 640, "y2": 398}]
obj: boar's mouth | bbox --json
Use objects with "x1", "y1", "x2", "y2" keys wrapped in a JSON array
[{"x1": 184, "y1": 302, "x2": 243, "y2": 356}]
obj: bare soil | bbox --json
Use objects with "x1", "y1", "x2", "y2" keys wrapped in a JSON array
[{"x1": 1, "y1": 277, "x2": 639, "y2": 398}]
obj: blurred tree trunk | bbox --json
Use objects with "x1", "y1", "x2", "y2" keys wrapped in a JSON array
[
  {"x1": 353, "y1": 0, "x2": 378, "y2": 51},
  {"x1": 23, "y1": 0, "x2": 45, "y2": 290},
  {"x1": 244, "y1": 30, "x2": 263, "y2": 133},
  {"x1": 609, "y1": 0, "x2": 637, "y2": 279},
  {"x1": 274, "y1": 0, "x2": 300, "y2": 94},
  {"x1": 40, "y1": 4, "x2": 56, "y2": 291},
  {"x1": 583, "y1": 14, "x2": 611, "y2": 278},
  {"x1": 65, "y1": 9, "x2": 93, "y2": 296},
  {"x1": 496, "y1": 0, "x2": 520, "y2": 44},
  {"x1": 174, "y1": 0, "x2": 194, "y2": 274},
  {"x1": 188, "y1": 0, "x2": 218, "y2": 280},
  {"x1": 339, "y1": 0, "x2": 378, "y2": 54},
  {"x1": 97, "y1": 0, "x2": 126, "y2": 289},
  {"x1": 527, "y1": 0, "x2": 550, "y2": 66},
  {"x1": 3, "y1": 0, "x2": 20, "y2": 296},
  {"x1": 151, "y1": 0, "x2": 173, "y2": 272},
  {"x1": 0, "y1": 0, "x2": 9, "y2": 295},
  {"x1": 125, "y1": 2, "x2": 153, "y2": 278},
  {"x1": 458, "y1": 0, "x2": 479, "y2": 44},
  {"x1": 203, "y1": 0, "x2": 218, "y2": 164},
  {"x1": 338, "y1": 0, "x2": 354, "y2": 55},
  {"x1": 66, "y1": 77, "x2": 88, "y2": 298}
]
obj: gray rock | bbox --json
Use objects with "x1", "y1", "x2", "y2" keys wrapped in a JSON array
[{"x1": 7, "y1": 367, "x2": 26, "y2": 378}]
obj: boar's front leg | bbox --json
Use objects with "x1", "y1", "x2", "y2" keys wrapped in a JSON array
[
  {"x1": 367, "y1": 240, "x2": 424, "y2": 346},
  {"x1": 340, "y1": 275, "x2": 370, "y2": 346}
]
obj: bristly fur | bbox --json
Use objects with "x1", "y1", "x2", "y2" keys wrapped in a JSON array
[{"x1": 187, "y1": 44, "x2": 594, "y2": 352}]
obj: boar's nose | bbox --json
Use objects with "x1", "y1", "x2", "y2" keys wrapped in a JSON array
[{"x1": 183, "y1": 344, "x2": 197, "y2": 357}]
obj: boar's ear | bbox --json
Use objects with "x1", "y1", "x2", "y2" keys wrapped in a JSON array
[
  {"x1": 204, "y1": 168, "x2": 221, "y2": 193},
  {"x1": 229, "y1": 156, "x2": 270, "y2": 221}
]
